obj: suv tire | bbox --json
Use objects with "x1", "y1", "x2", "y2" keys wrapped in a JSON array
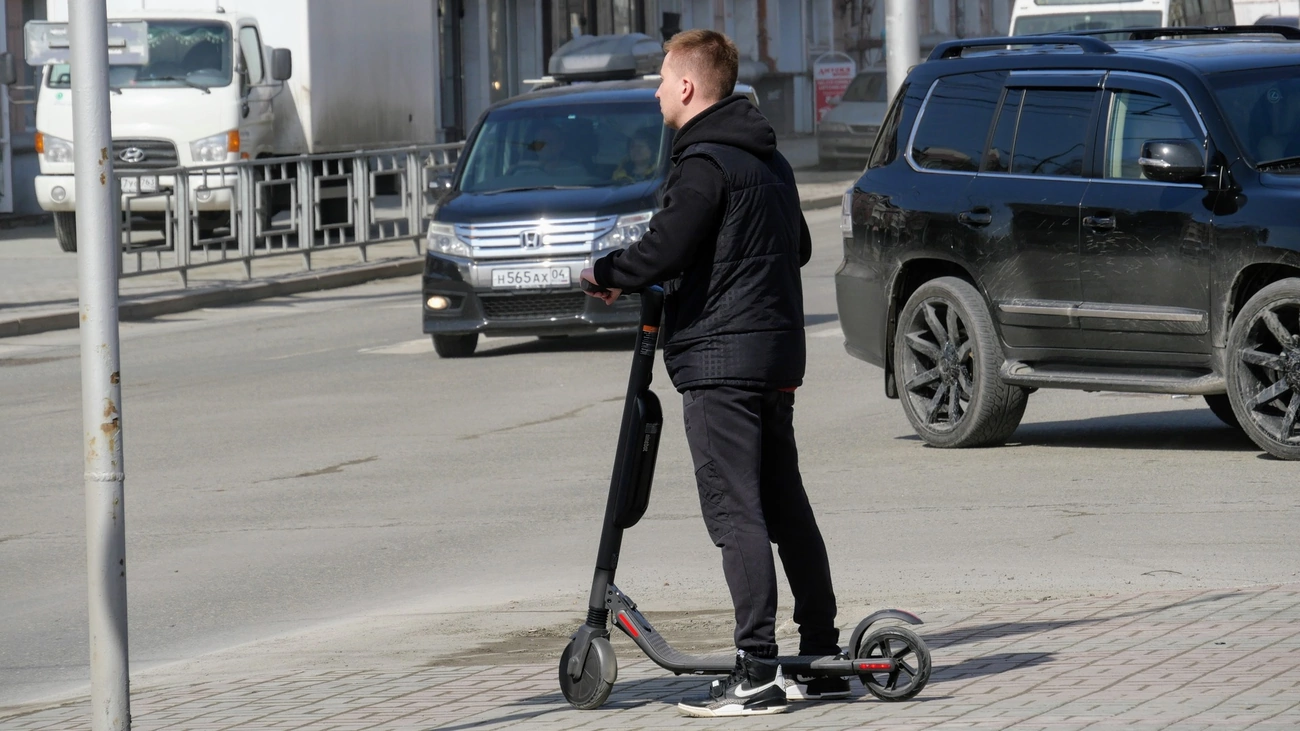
[
  {"x1": 432, "y1": 333, "x2": 478, "y2": 358},
  {"x1": 894, "y1": 277, "x2": 1027, "y2": 448},
  {"x1": 54, "y1": 212, "x2": 77, "y2": 253},
  {"x1": 1226, "y1": 279, "x2": 1300, "y2": 460},
  {"x1": 1203, "y1": 394, "x2": 1241, "y2": 430}
]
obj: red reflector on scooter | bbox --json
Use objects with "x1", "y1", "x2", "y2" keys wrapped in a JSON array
[
  {"x1": 858, "y1": 662, "x2": 892, "y2": 671},
  {"x1": 618, "y1": 612, "x2": 640, "y2": 638}
]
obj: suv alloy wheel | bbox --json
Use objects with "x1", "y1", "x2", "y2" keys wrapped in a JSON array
[
  {"x1": 1226, "y1": 279, "x2": 1300, "y2": 459},
  {"x1": 894, "y1": 277, "x2": 1028, "y2": 448}
]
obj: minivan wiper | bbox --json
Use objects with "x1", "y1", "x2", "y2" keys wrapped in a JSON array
[
  {"x1": 145, "y1": 76, "x2": 212, "y2": 94},
  {"x1": 1257, "y1": 155, "x2": 1300, "y2": 171},
  {"x1": 480, "y1": 185, "x2": 590, "y2": 195}
]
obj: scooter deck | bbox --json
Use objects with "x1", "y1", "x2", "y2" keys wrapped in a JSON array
[{"x1": 609, "y1": 605, "x2": 898, "y2": 677}]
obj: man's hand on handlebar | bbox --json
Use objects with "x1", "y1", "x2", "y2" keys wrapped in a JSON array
[{"x1": 580, "y1": 268, "x2": 622, "y2": 305}]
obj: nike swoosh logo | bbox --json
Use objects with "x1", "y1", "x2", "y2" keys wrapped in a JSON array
[{"x1": 733, "y1": 681, "x2": 777, "y2": 698}]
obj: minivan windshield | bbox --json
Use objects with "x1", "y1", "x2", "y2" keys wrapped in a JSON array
[
  {"x1": 1011, "y1": 10, "x2": 1161, "y2": 34},
  {"x1": 47, "y1": 21, "x2": 233, "y2": 90},
  {"x1": 1210, "y1": 67, "x2": 1300, "y2": 169},
  {"x1": 459, "y1": 101, "x2": 667, "y2": 194},
  {"x1": 841, "y1": 72, "x2": 888, "y2": 103}
]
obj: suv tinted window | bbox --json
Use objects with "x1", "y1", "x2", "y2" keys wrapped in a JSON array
[
  {"x1": 1103, "y1": 90, "x2": 1200, "y2": 180},
  {"x1": 1209, "y1": 67, "x2": 1300, "y2": 165},
  {"x1": 911, "y1": 72, "x2": 1004, "y2": 172},
  {"x1": 1009, "y1": 88, "x2": 1096, "y2": 177},
  {"x1": 868, "y1": 83, "x2": 908, "y2": 169},
  {"x1": 982, "y1": 88, "x2": 1023, "y2": 173}
]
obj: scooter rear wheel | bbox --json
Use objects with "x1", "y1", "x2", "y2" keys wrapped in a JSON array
[
  {"x1": 559, "y1": 637, "x2": 616, "y2": 710},
  {"x1": 855, "y1": 625, "x2": 931, "y2": 701}
]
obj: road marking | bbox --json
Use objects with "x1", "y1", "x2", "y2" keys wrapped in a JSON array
[{"x1": 360, "y1": 338, "x2": 431, "y2": 355}]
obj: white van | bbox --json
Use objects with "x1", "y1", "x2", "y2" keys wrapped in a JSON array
[{"x1": 1009, "y1": 0, "x2": 1235, "y2": 35}]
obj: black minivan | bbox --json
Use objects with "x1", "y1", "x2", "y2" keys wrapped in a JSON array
[{"x1": 836, "y1": 26, "x2": 1300, "y2": 460}]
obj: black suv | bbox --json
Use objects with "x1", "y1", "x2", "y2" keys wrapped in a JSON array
[{"x1": 835, "y1": 26, "x2": 1300, "y2": 460}]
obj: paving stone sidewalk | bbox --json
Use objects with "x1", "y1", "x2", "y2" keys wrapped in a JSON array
[{"x1": 4, "y1": 584, "x2": 1298, "y2": 730}]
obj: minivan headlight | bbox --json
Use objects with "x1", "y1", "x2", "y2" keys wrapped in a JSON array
[
  {"x1": 427, "y1": 222, "x2": 470, "y2": 257},
  {"x1": 594, "y1": 210, "x2": 655, "y2": 251},
  {"x1": 38, "y1": 132, "x2": 74, "y2": 163}
]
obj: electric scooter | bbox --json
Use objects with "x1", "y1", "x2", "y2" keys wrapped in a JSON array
[{"x1": 560, "y1": 282, "x2": 932, "y2": 710}]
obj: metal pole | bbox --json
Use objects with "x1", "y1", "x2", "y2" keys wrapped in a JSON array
[
  {"x1": 885, "y1": 0, "x2": 919, "y2": 102},
  {"x1": 69, "y1": 0, "x2": 131, "y2": 728}
]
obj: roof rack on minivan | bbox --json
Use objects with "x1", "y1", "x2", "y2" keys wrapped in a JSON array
[
  {"x1": 1066, "y1": 24, "x2": 1300, "y2": 41},
  {"x1": 928, "y1": 35, "x2": 1116, "y2": 61}
]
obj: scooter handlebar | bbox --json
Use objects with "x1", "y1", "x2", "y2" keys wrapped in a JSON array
[{"x1": 581, "y1": 279, "x2": 664, "y2": 297}]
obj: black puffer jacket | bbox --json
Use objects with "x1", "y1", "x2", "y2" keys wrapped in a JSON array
[{"x1": 593, "y1": 95, "x2": 812, "y2": 391}]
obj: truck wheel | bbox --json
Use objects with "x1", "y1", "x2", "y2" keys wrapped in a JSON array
[
  {"x1": 432, "y1": 334, "x2": 478, "y2": 358},
  {"x1": 1226, "y1": 279, "x2": 1300, "y2": 460},
  {"x1": 894, "y1": 277, "x2": 1027, "y2": 448},
  {"x1": 54, "y1": 212, "x2": 77, "y2": 253}
]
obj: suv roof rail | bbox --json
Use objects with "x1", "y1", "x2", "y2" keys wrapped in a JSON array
[
  {"x1": 1067, "y1": 24, "x2": 1300, "y2": 41},
  {"x1": 928, "y1": 35, "x2": 1116, "y2": 61}
]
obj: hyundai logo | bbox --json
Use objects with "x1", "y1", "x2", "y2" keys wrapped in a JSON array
[
  {"x1": 118, "y1": 147, "x2": 147, "y2": 164},
  {"x1": 521, "y1": 230, "x2": 541, "y2": 249}
]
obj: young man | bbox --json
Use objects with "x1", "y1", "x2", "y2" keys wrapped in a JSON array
[{"x1": 579, "y1": 29, "x2": 844, "y2": 718}]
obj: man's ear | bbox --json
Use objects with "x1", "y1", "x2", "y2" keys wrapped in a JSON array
[{"x1": 681, "y1": 76, "x2": 695, "y2": 106}]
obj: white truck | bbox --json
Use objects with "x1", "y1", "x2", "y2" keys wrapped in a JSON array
[{"x1": 34, "y1": 0, "x2": 441, "y2": 251}]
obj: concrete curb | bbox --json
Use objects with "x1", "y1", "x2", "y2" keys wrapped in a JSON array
[{"x1": 0, "y1": 257, "x2": 423, "y2": 339}]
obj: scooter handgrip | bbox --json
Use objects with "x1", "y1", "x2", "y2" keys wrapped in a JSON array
[{"x1": 580, "y1": 278, "x2": 611, "y2": 295}]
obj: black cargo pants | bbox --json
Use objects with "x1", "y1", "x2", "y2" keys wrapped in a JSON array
[{"x1": 682, "y1": 385, "x2": 840, "y2": 658}]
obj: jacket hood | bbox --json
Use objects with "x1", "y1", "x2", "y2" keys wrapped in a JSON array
[{"x1": 671, "y1": 95, "x2": 777, "y2": 161}]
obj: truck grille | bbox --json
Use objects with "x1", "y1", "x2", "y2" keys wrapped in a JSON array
[
  {"x1": 455, "y1": 216, "x2": 617, "y2": 260},
  {"x1": 481, "y1": 292, "x2": 587, "y2": 320},
  {"x1": 113, "y1": 139, "x2": 179, "y2": 170}
]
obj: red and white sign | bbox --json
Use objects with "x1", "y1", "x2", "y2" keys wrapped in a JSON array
[{"x1": 814, "y1": 53, "x2": 856, "y2": 124}]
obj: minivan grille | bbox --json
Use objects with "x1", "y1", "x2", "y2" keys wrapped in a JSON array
[
  {"x1": 480, "y1": 292, "x2": 587, "y2": 320},
  {"x1": 455, "y1": 216, "x2": 617, "y2": 260},
  {"x1": 113, "y1": 139, "x2": 179, "y2": 170}
]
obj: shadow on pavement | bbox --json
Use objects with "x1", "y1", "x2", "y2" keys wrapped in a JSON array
[
  {"x1": 476, "y1": 331, "x2": 638, "y2": 357},
  {"x1": 918, "y1": 589, "x2": 1242, "y2": 653},
  {"x1": 929, "y1": 652, "x2": 1055, "y2": 684},
  {"x1": 896, "y1": 410, "x2": 1256, "y2": 452}
]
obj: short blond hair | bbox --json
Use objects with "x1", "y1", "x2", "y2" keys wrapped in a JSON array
[{"x1": 663, "y1": 29, "x2": 739, "y2": 102}]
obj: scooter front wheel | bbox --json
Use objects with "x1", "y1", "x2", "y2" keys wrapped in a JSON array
[
  {"x1": 855, "y1": 625, "x2": 931, "y2": 701},
  {"x1": 559, "y1": 637, "x2": 617, "y2": 709}
]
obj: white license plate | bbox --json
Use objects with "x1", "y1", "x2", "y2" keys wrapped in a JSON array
[
  {"x1": 120, "y1": 176, "x2": 158, "y2": 194},
  {"x1": 491, "y1": 267, "x2": 571, "y2": 288}
]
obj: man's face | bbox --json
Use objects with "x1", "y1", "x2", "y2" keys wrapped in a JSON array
[{"x1": 656, "y1": 52, "x2": 685, "y2": 129}]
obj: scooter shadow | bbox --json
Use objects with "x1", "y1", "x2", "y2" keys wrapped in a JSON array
[
  {"x1": 424, "y1": 674, "x2": 956, "y2": 730},
  {"x1": 476, "y1": 331, "x2": 639, "y2": 357}
]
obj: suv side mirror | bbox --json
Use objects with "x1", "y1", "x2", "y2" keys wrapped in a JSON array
[
  {"x1": 270, "y1": 48, "x2": 292, "y2": 82},
  {"x1": 0, "y1": 53, "x2": 15, "y2": 86},
  {"x1": 1139, "y1": 140, "x2": 1205, "y2": 184},
  {"x1": 429, "y1": 172, "x2": 454, "y2": 201}
]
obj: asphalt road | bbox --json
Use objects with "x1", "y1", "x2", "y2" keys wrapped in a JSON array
[{"x1": 2, "y1": 208, "x2": 1297, "y2": 710}]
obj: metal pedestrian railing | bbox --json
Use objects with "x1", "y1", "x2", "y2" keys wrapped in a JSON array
[{"x1": 115, "y1": 142, "x2": 463, "y2": 285}]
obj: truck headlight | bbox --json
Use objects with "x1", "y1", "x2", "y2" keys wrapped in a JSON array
[
  {"x1": 190, "y1": 130, "x2": 240, "y2": 163},
  {"x1": 427, "y1": 222, "x2": 470, "y2": 257},
  {"x1": 37, "y1": 132, "x2": 74, "y2": 163},
  {"x1": 819, "y1": 122, "x2": 851, "y2": 134},
  {"x1": 594, "y1": 210, "x2": 655, "y2": 251}
]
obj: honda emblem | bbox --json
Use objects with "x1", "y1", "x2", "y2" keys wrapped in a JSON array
[{"x1": 521, "y1": 230, "x2": 541, "y2": 248}]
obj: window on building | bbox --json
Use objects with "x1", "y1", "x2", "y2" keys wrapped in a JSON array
[{"x1": 910, "y1": 72, "x2": 1005, "y2": 172}]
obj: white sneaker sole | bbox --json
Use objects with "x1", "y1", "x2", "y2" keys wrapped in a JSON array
[
  {"x1": 785, "y1": 685, "x2": 853, "y2": 702},
  {"x1": 676, "y1": 702, "x2": 789, "y2": 718}
]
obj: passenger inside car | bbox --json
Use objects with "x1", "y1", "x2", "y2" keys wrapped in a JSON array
[{"x1": 613, "y1": 130, "x2": 660, "y2": 183}]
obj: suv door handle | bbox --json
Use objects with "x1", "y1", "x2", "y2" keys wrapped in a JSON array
[
  {"x1": 958, "y1": 210, "x2": 992, "y2": 227},
  {"x1": 1083, "y1": 215, "x2": 1116, "y2": 230}
]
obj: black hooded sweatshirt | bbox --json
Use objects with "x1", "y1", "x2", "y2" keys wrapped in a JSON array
[{"x1": 593, "y1": 94, "x2": 812, "y2": 391}]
